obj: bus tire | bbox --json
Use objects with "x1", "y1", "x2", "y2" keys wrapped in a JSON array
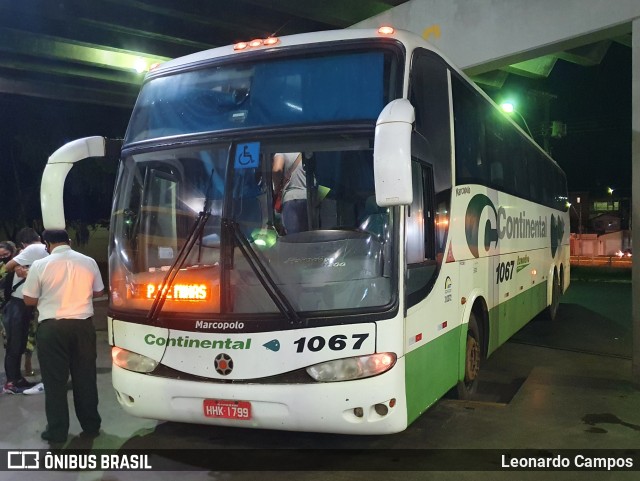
[
  {"x1": 457, "y1": 312, "x2": 481, "y2": 400},
  {"x1": 544, "y1": 270, "x2": 561, "y2": 321}
]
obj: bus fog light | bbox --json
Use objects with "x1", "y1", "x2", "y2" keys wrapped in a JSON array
[
  {"x1": 354, "y1": 407, "x2": 364, "y2": 418},
  {"x1": 112, "y1": 347, "x2": 158, "y2": 373},
  {"x1": 306, "y1": 353, "x2": 396, "y2": 382},
  {"x1": 374, "y1": 403, "x2": 389, "y2": 416}
]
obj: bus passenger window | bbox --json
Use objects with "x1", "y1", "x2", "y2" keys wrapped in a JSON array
[{"x1": 490, "y1": 162, "x2": 504, "y2": 186}]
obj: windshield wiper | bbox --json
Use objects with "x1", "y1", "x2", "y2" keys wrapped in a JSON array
[
  {"x1": 147, "y1": 168, "x2": 216, "y2": 325},
  {"x1": 147, "y1": 210, "x2": 210, "y2": 325},
  {"x1": 222, "y1": 218, "x2": 301, "y2": 325}
]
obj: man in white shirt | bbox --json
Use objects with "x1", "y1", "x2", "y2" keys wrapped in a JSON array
[
  {"x1": 2, "y1": 228, "x2": 48, "y2": 394},
  {"x1": 23, "y1": 229, "x2": 104, "y2": 444}
]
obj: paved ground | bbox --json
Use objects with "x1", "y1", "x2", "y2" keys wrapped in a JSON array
[{"x1": 1, "y1": 275, "x2": 638, "y2": 480}]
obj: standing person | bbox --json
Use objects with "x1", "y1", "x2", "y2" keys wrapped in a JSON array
[
  {"x1": 0, "y1": 240, "x2": 18, "y2": 348},
  {"x1": 2, "y1": 228, "x2": 48, "y2": 394},
  {"x1": 22, "y1": 229, "x2": 104, "y2": 443},
  {"x1": 0, "y1": 240, "x2": 17, "y2": 277},
  {"x1": 1, "y1": 240, "x2": 17, "y2": 369},
  {"x1": 273, "y1": 152, "x2": 308, "y2": 234},
  {"x1": 0, "y1": 240, "x2": 18, "y2": 305},
  {"x1": 2, "y1": 240, "x2": 38, "y2": 380}
]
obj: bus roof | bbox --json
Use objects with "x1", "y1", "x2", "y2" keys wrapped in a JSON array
[
  {"x1": 143, "y1": 27, "x2": 561, "y2": 170},
  {"x1": 150, "y1": 28, "x2": 432, "y2": 75}
]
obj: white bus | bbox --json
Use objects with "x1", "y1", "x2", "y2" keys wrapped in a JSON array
[{"x1": 41, "y1": 27, "x2": 569, "y2": 434}]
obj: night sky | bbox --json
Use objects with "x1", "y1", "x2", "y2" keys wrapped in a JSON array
[
  {"x1": 492, "y1": 41, "x2": 632, "y2": 196},
  {"x1": 0, "y1": 94, "x2": 130, "y2": 155},
  {"x1": 0, "y1": 95, "x2": 131, "y2": 231}
]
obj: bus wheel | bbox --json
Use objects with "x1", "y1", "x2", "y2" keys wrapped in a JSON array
[
  {"x1": 544, "y1": 270, "x2": 561, "y2": 321},
  {"x1": 457, "y1": 312, "x2": 481, "y2": 400}
]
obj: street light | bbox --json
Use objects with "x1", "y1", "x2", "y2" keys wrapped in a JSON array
[
  {"x1": 500, "y1": 102, "x2": 535, "y2": 139},
  {"x1": 568, "y1": 199, "x2": 582, "y2": 259}
]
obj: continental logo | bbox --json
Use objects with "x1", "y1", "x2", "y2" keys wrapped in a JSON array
[
  {"x1": 464, "y1": 194, "x2": 564, "y2": 258},
  {"x1": 144, "y1": 334, "x2": 252, "y2": 350}
]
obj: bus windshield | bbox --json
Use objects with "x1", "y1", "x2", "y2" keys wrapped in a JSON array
[
  {"x1": 109, "y1": 136, "x2": 395, "y2": 319},
  {"x1": 125, "y1": 48, "x2": 397, "y2": 143}
]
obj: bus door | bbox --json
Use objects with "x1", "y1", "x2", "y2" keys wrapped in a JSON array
[{"x1": 405, "y1": 161, "x2": 458, "y2": 395}]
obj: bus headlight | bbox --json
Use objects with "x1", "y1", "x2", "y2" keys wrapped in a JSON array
[
  {"x1": 306, "y1": 353, "x2": 397, "y2": 382},
  {"x1": 112, "y1": 347, "x2": 158, "y2": 373}
]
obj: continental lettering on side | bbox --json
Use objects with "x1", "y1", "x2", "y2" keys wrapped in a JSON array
[{"x1": 144, "y1": 334, "x2": 251, "y2": 350}]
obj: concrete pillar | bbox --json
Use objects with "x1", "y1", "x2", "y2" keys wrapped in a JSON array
[{"x1": 633, "y1": 18, "x2": 640, "y2": 386}]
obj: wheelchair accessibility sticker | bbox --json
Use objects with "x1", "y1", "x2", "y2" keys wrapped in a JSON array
[{"x1": 235, "y1": 142, "x2": 260, "y2": 169}]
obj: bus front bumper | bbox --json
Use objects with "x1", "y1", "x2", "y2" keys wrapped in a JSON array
[{"x1": 111, "y1": 358, "x2": 407, "y2": 435}]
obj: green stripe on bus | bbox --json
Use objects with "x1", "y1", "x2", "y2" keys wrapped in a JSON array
[
  {"x1": 405, "y1": 326, "x2": 462, "y2": 423},
  {"x1": 404, "y1": 282, "x2": 548, "y2": 423},
  {"x1": 488, "y1": 282, "x2": 548, "y2": 353}
]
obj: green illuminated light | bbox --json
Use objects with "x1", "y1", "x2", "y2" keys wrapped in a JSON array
[
  {"x1": 251, "y1": 228, "x2": 278, "y2": 249},
  {"x1": 134, "y1": 58, "x2": 148, "y2": 73},
  {"x1": 500, "y1": 102, "x2": 515, "y2": 113}
]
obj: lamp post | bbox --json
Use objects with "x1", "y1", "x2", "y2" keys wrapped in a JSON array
[
  {"x1": 568, "y1": 199, "x2": 582, "y2": 261},
  {"x1": 500, "y1": 102, "x2": 535, "y2": 139},
  {"x1": 576, "y1": 197, "x2": 582, "y2": 258}
]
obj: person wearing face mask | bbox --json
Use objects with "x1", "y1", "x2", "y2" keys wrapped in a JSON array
[
  {"x1": 0, "y1": 240, "x2": 17, "y2": 316},
  {"x1": 0, "y1": 241, "x2": 16, "y2": 261},
  {"x1": 1, "y1": 240, "x2": 38, "y2": 381},
  {"x1": 2, "y1": 228, "x2": 48, "y2": 394},
  {"x1": 1, "y1": 240, "x2": 17, "y2": 368},
  {"x1": 0, "y1": 240, "x2": 17, "y2": 292}
]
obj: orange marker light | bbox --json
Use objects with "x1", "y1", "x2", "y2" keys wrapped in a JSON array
[
  {"x1": 378, "y1": 26, "x2": 395, "y2": 35},
  {"x1": 235, "y1": 37, "x2": 279, "y2": 52}
]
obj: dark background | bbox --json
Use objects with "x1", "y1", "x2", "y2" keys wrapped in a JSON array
[{"x1": 493, "y1": 41, "x2": 631, "y2": 195}]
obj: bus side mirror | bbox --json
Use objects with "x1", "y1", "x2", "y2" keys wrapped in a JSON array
[
  {"x1": 41, "y1": 137, "x2": 122, "y2": 230},
  {"x1": 374, "y1": 99, "x2": 414, "y2": 207}
]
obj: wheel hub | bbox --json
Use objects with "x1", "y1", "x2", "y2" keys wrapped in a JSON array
[{"x1": 465, "y1": 336, "x2": 480, "y2": 383}]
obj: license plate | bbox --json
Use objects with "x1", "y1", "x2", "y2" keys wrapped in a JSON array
[{"x1": 203, "y1": 399, "x2": 252, "y2": 420}]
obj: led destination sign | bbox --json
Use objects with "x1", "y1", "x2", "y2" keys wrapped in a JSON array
[{"x1": 142, "y1": 283, "x2": 210, "y2": 301}]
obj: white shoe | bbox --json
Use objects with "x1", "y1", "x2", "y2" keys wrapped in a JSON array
[{"x1": 23, "y1": 382, "x2": 44, "y2": 395}]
